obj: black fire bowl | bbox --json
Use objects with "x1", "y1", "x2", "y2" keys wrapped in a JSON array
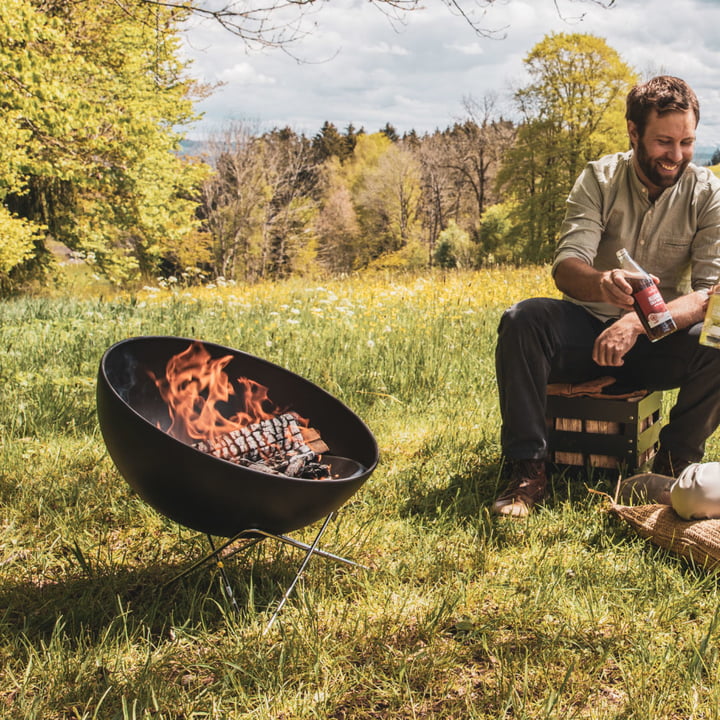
[{"x1": 97, "y1": 336, "x2": 379, "y2": 537}]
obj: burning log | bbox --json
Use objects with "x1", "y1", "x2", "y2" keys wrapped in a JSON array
[
  {"x1": 194, "y1": 412, "x2": 331, "y2": 478},
  {"x1": 151, "y1": 341, "x2": 336, "y2": 479}
]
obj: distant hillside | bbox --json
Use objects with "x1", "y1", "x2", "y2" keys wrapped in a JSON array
[
  {"x1": 178, "y1": 136, "x2": 717, "y2": 166},
  {"x1": 178, "y1": 138, "x2": 208, "y2": 157},
  {"x1": 696, "y1": 146, "x2": 718, "y2": 166}
]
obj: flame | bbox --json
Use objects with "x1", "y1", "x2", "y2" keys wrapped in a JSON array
[{"x1": 151, "y1": 341, "x2": 292, "y2": 446}]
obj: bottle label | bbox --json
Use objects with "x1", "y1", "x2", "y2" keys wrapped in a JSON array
[
  {"x1": 707, "y1": 294, "x2": 720, "y2": 322},
  {"x1": 635, "y1": 285, "x2": 671, "y2": 328},
  {"x1": 700, "y1": 292, "x2": 720, "y2": 348}
]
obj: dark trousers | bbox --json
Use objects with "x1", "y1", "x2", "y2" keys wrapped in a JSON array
[{"x1": 496, "y1": 297, "x2": 720, "y2": 462}]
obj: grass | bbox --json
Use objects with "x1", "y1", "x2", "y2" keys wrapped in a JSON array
[{"x1": 2, "y1": 267, "x2": 720, "y2": 719}]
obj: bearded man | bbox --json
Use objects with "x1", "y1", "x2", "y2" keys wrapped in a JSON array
[{"x1": 493, "y1": 75, "x2": 720, "y2": 518}]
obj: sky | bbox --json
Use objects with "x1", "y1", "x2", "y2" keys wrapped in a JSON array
[{"x1": 179, "y1": 0, "x2": 720, "y2": 158}]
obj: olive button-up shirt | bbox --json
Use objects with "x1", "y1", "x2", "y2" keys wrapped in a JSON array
[{"x1": 553, "y1": 150, "x2": 720, "y2": 322}]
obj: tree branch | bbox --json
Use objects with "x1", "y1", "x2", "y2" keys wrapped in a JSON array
[{"x1": 128, "y1": 0, "x2": 619, "y2": 48}]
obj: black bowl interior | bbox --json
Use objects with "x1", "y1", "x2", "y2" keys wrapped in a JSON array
[{"x1": 97, "y1": 336, "x2": 378, "y2": 536}]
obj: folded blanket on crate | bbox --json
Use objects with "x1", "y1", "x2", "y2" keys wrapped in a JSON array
[{"x1": 547, "y1": 376, "x2": 648, "y2": 401}]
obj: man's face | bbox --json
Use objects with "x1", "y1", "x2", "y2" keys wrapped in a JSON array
[{"x1": 628, "y1": 109, "x2": 697, "y2": 196}]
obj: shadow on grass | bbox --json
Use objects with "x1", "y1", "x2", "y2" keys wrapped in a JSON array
[
  {"x1": 0, "y1": 542, "x2": 318, "y2": 644},
  {"x1": 396, "y1": 456, "x2": 621, "y2": 525}
]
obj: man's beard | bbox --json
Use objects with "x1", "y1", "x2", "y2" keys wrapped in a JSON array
[{"x1": 635, "y1": 137, "x2": 689, "y2": 190}]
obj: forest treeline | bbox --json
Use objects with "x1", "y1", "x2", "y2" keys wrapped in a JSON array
[{"x1": 2, "y1": 0, "x2": 716, "y2": 292}]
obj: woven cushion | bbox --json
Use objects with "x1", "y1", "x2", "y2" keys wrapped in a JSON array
[{"x1": 610, "y1": 503, "x2": 720, "y2": 570}]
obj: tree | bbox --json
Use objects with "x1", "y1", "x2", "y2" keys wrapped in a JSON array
[
  {"x1": 352, "y1": 135, "x2": 424, "y2": 263},
  {"x1": 0, "y1": 0, "x2": 208, "y2": 286},
  {"x1": 312, "y1": 122, "x2": 354, "y2": 163},
  {"x1": 313, "y1": 132, "x2": 426, "y2": 269},
  {"x1": 344, "y1": 123, "x2": 363, "y2": 156},
  {"x1": 200, "y1": 123, "x2": 319, "y2": 281},
  {"x1": 380, "y1": 123, "x2": 399, "y2": 143},
  {"x1": 412, "y1": 106, "x2": 514, "y2": 260},
  {"x1": 314, "y1": 159, "x2": 362, "y2": 273},
  {"x1": 476, "y1": 200, "x2": 522, "y2": 264},
  {"x1": 496, "y1": 32, "x2": 637, "y2": 261},
  {"x1": 0, "y1": 208, "x2": 40, "y2": 291},
  {"x1": 457, "y1": 95, "x2": 516, "y2": 219},
  {"x1": 261, "y1": 127, "x2": 319, "y2": 277},
  {"x1": 200, "y1": 124, "x2": 270, "y2": 281},
  {"x1": 416, "y1": 132, "x2": 457, "y2": 259},
  {"x1": 433, "y1": 220, "x2": 474, "y2": 268}
]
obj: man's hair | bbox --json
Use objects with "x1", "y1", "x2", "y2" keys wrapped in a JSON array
[{"x1": 626, "y1": 76, "x2": 700, "y2": 136}]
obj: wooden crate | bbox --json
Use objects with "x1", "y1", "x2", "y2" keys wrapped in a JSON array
[{"x1": 546, "y1": 390, "x2": 663, "y2": 472}]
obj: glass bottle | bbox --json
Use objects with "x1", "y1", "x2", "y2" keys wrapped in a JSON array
[
  {"x1": 615, "y1": 248, "x2": 677, "y2": 341},
  {"x1": 700, "y1": 286, "x2": 720, "y2": 348}
]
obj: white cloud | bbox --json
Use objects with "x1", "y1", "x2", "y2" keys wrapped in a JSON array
[
  {"x1": 180, "y1": 0, "x2": 720, "y2": 153},
  {"x1": 365, "y1": 42, "x2": 410, "y2": 56},
  {"x1": 448, "y1": 42, "x2": 486, "y2": 56},
  {"x1": 218, "y1": 62, "x2": 276, "y2": 86}
]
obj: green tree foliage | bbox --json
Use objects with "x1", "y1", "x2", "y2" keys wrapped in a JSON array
[
  {"x1": 313, "y1": 132, "x2": 427, "y2": 271},
  {"x1": 0, "y1": 0, "x2": 208, "y2": 286},
  {"x1": 350, "y1": 134, "x2": 424, "y2": 264},
  {"x1": 0, "y1": 207, "x2": 40, "y2": 291},
  {"x1": 496, "y1": 32, "x2": 637, "y2": 261},
  {"x1": 380, "y1": 123, "x2": 399, "y2": 142},
  {"x1": 433, "y1": 220, "x2": 474, "y2": 268},
  {"x1": 477, "y1": 200, "x2": 521, "y2": 264},
  {"x1": 312, "y1": 121, "x2": 356, "y2": 163}
]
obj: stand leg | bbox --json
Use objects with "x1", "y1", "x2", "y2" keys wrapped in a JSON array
[
  {"x1": 207, "y1": 534, "x2": 241, "y2": 615},
  {"x1": 162, "y1": 530, "x2": 264, "y2": 589},
  {"x1": 162, "y1": 513, "x2": 369, "y2": 627},
  {"x1": 272, "y1": 533, "x2": 368, "y2": 570},
  {"x1": 263, "y1": 512, "x2": 335, "y2": 634}
]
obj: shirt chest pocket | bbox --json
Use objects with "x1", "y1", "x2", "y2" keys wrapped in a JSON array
[
  {"x1": 649, "y1": 235, "x2": 693, "y2": 278},
  {"x1": 661, "y1": 230, "x2": 692, "y2": 247},
  {"x1": 640, "y1": 206, "x2": 694, "y2": 262}
]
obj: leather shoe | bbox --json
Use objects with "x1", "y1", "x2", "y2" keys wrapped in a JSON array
[{"x1": 492, "y1": 459, "x2": 547, "y2": 518}]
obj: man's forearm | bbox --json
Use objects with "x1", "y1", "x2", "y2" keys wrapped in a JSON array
[
  {"x1": 553, "y1": 258, "x2": 606, "y2": 302},
  {"x1": 554, "y1": 257, "x2": 709, "y2": 332},
  {"x1": 664, "y1": 291, "x2": 708, "y2": 331}
]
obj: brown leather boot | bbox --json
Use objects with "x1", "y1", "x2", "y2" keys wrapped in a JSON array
[{"x1": 492, "y1": 459, "x2": 547, "y2": 518}]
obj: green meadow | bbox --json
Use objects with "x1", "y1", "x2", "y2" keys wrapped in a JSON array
[{"x1": 2, "y1": 268, "x2": 720, "y2": 719}]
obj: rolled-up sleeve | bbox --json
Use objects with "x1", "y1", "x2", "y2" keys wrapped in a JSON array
[
  {"x1": 690, "y1": 175, "x2": 720, "y2": 292},
  {"x1": 552, "y1": 166, "x2": 604, "y2": 274}
]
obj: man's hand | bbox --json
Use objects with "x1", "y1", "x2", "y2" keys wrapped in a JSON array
[
  {"x1": 600, "y1": 268, "x2": 659, "y2": 309},
  {"x1": 592, "y1": 313, "x2": 644, "y2": 366},
  {"x1": 555, "y1": 258, "x2": 657, "y2": 308}
]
